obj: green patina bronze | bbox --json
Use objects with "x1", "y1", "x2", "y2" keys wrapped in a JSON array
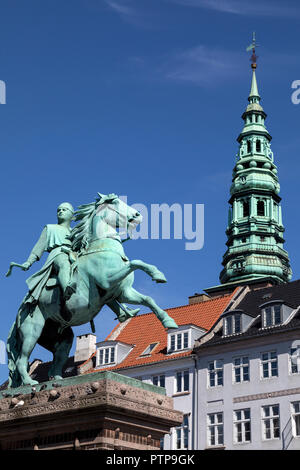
[
  {"x1": 6, "y1": 193, "x2": 178, "y2": 388},
  {"x1": 0, "y1": 370, "x2": 166, "y2": 400},
  {"x1": 219, "y1": 44, "x2": 292, "y2": 286}
]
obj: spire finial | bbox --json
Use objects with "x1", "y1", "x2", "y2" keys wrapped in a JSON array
[{"x1": 246, "y1": 31, "x2": 259, "y2": 69}]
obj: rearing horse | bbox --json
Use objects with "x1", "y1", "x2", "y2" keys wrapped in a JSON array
[{"x1": 7, "y1": 193, "x2": 178, "y2": 388}]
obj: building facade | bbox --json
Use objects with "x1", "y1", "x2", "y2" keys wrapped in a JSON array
[{"x1": 195, "y1": 281, "x2": 300, "y2": 450}]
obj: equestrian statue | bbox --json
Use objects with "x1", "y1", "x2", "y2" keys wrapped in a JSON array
[{"x1": 5, "y1": 193, "x2": 178, "y2": 388}]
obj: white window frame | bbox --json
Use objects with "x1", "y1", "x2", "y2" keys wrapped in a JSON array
[
  {"x1": 262, "y1": 305, "x2": 282, "y2": 328},
  {"x1": 97, "y1": 346, "x2": 116, "y2": 366},
  {"x1": 261, "y1": 404, "x2": 280, "y2": 440},
  {"x1": 233, "y1": 408, "x2": 251, "y2": 444},
  {"x1": 233, "y1": 356, "x2": 250, "y2": 383},
  {"x1": 175, "y1": 370, "x2": 189, "y2": 394},
  {"x1": 152, "y1": 374, "x2": 165, "y2": 388},
  {"x1": 260, "y1": 351, "x2": 278, "y2": 379},
  {"x1": 289, "y1": 346, "x2": 300, "y2": 375},
  {"x1": 208, "y1": 360, "x2": 223, "y2": 388},
  {"x1": 207, "y1": 412, "x2": 224, "y2": 448},
  {"x1": 168, "y1": 331, "x2": 190, "y2": 352},
  {"x1": 291, "y1": 401, "x2": 300, "y2": 438},
  {"x1": 224, "y1": 314, "x2": 242, "y2": 336},
  {"x1": 174, "y1": 414, "x2": 189, "y2": 450}
]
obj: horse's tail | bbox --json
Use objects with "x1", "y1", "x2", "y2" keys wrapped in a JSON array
[{"x1": 6, "y1": 319, "x2": 22, "y2": 388}]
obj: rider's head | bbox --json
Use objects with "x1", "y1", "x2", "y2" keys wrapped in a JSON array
[{"x1": 57, "y1": 202, "x2": 74, "y2": 223}]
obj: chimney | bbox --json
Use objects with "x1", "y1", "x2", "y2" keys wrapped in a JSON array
[
  {"x1": 74, "y1": 334, "x2": 97, "y2": 363},
  {"x1": 188, "y1": 293, "x2": 211, "y2": 305}
]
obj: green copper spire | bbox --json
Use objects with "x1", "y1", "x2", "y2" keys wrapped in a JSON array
[
  {"x1": 249, "y1": 69, "x2": 260, "y2": 100},
  {"x1": 219, "y1": 39, "x2": 292, "y2": 286}
]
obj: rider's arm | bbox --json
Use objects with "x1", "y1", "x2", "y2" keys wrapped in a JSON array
[{"x1": 25, "y1": 226, "x2": 48, "y2": 267}]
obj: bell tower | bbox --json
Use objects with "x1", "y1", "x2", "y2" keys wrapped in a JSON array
[{"x1": 219, "y1": 34, "x2": 292, "y2": 286}]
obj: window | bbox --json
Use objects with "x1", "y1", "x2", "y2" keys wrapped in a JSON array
[
  {"x1": 263, "y1": 305, "x2": 282, "y2": 327},
  {"x1": 256, "y1": 139, "x2": 261, "y2": 152},
  {"x1": 243, "y1": 200, "x2": 250, "y2": 217},
  {"x1": 247, "y1": 140, "x2": 252, "y2": 153},
  {"x1": 141, "y1": 342, "x2": 158, "y2": 356},
  {"x1": 224, "y1": 314, "x2": 241, "y2": 336},
  {"x1": 174, "y1": 414, "x2": 189, "y2": 450},
  {"x1": 160, "y1": 437, "x2": 164, "y2": 450},
  {"x1": 290, "y1": 346, "x2": 300, "y2": 374},
  {"x1": 233, "y1": 409, "x2": 251, "y2": 443},
  {"x1": 261, "y1": 351, "x2": 278, "y2": 379},
  {"x1": 291, "y1": 402, "x2": 300, "y2": 437},
  {"x1": 152, "y1": 375, "x2": 165, "y2": 388},
  {"x1": 262, "y1": 405, "x2": 280, "y2": 440},
  {"x1": 175, "y1": 370, "x2": 189, "y2": 393},
  {"x1": 207, "y1": 413, "x2": 223, "y2": 447},
  {"x1": 98, "y1": 346, "x2": 115, "y2": 365},
  {"x1": 208, "y1": 360, "x2": 223, "y2": 387},
  {"x1": 233, "y1": 356, "x2": 249, "y2": 383},
  {"x1": 257, "y1": 200, "x2": 265, "y2": 216},
  {"x1": 169, "y1": 331, "x2": 189, "y2": 352}
]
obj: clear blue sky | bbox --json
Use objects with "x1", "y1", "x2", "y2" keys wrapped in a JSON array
[{"x1": 1, "y1": 0, "x2": 300, "y2": 384}]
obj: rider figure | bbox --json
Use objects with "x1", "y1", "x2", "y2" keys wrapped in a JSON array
[{"x1": 21, "y1": 202, "x2": 76, "y2": 303}]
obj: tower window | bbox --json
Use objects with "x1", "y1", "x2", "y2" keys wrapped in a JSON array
[
  {"x1": 257, "y1": 201, "x2": 265, "y2": 216},
  {"x1": 243, "y1": 201, "x2": 250, "y2": 217},
  {"x1": 256, "y1": 140, "x2": 261, "y2": 152},
  {"x1": 247, "y1": 141, "x2": 252, "y2": 154},
  {"x1": 255, "y1": 115, "x2": 259, "y2": 123}
]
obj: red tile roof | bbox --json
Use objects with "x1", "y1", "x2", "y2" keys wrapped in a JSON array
[{"x1": 83, "y1": 292, "x2": 237, "y2": 374}]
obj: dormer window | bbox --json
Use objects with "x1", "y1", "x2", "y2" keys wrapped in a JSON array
[
  {"x1": 98, "y1": 346, "x2": 115, "y2": 365},
  {"x1": 263, "y1": 305, "x2": 282, "y2": 327},
  {"x1": 169, "y1": 331, "x2": 189, "y2": 352},
  {"x1": 96, "y1": 340, "x2": 133, "y2": 368},
  {"x1": 224, "y1": 314, "x2": 241, "y2": 336}
]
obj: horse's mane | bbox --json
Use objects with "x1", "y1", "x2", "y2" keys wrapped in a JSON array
[
  {"x1": 69, "y1": 201, "x2": 97, "y2": 252},
  {"x1": 69, "y1": 193, "x2": 118, "y2": 252}
]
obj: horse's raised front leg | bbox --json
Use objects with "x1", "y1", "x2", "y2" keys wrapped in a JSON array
[
  {"x1": 105, "y1": 260, "x2": 167, "y2": 288},
  {"x1": 16, "y1": 305, "x2": 45, "y2": 386},
  {"x1": 117, "y1": 287, "x2": 178, "y2": 329}
]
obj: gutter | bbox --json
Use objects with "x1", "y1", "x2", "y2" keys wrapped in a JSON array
[{"x1": 191, "y1": 354, "x2": 198, "y2": 450}]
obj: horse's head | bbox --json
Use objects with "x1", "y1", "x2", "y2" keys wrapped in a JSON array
[
  {"x1": 71, "y1": 193, "x2": 142, "y2": 251},
  {"x1": 95, "y1": 193, "x2": 142, "y2": 237}
]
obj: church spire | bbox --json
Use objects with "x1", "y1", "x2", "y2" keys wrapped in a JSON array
[
  {"x1": 218, "y1": 34, "x2": 292, "y2": 287},
  {"x1": 248, "y1": 32, "x2": 260, "y2": 101},
  {"x1": 249, "y1": 69, "x2": 260, "y2": 100}
]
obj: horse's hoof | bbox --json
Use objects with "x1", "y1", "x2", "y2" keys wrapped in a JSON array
[
  {"x1": 162, "y1": 317, "x2": 178, "y2": 329},
  {"x1": 152, "y1": 271, "x2": 167, "y2": 283},
  {"x1": 23, "y1": 378, "x2": 39, "y2": 386}
]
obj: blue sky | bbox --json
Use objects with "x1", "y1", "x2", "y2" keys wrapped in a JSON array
[{"x1": 0, "y1": 0, "x2": 300, "y2": 384}]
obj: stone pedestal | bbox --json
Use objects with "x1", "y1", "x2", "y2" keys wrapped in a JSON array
[{"x1": 0, "y1": 371, "x2": 182, "y2": 450}]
